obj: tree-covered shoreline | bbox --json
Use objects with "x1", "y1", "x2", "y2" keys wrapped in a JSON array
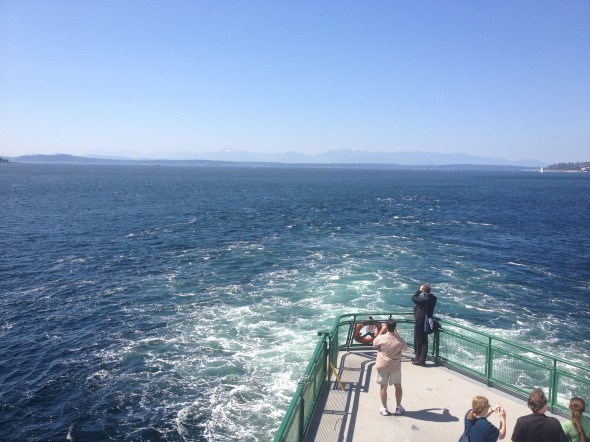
[{"x1": 546, "y1": 162, "x2": 590, "y2": 172}]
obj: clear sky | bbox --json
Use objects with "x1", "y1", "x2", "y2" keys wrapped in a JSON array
[{"x1": 1, "y1": 1, "x2": 589, "y2": 163}]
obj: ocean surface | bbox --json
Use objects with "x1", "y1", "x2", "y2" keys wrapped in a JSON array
[{"x1": 1, "y1": 164, "x2": 589, "y2": 441}]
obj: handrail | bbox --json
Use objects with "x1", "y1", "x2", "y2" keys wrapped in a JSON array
[
  {"x1": 273, "y1": 333, "x2": 327, "y2": 441},
  {"x1": 437, "y1": 319, "x2": 589, "y2": 372},
  {"x1": 274, "y1": 312, "x2": 590, "y2": 441}
]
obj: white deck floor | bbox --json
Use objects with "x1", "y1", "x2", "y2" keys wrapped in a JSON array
[{"x1": 305, "y1": 349, "x2": 566, "y2": 442}]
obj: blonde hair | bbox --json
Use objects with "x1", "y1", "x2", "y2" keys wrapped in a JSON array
[
  {"x1": 569, "y1": 397, "x2": 587, "y2": 442},
  {"x1": 468, "y1": 396, "x2": 489, "y2": 421}
]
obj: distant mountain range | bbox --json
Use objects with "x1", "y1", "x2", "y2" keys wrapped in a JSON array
[
  {"x1": 4, "y1": 149, "x2": 548, "y2": 168},
  {"x1": 187, "y1": 149, "x2": 546, "y2": 167}
]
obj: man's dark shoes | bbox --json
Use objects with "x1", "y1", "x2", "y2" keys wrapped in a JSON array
[{"x1": 412, "y1": 361, "x2": 426, "y2": 366}]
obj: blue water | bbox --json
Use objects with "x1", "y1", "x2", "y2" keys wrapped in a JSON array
[{"x1": 1, "y1": 164, "x2": 589, "y2": 441}]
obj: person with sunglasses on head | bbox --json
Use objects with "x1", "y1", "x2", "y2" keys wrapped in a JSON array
[{"x1": 461, "y1": 395, "x2": 507, "y2": 442}]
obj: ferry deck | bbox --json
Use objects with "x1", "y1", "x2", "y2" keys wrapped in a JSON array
[
  {"x1": 273, "y1": 313, "x2": 590, "y2": 442},
  {"x1": 305, "y1": 349, "x2": 551, "y2": 441}
]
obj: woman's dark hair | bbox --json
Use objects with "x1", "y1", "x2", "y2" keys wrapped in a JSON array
[{"x1": 527, "y1": 389, "x2": 547, "y2": 413}]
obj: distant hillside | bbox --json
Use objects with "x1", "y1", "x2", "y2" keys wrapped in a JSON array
[
  {"x1": 546, "y1": 162, "x2": 590, "y2": 172},
  {"x1": 9, "y1": 154, "x2": 249, "y2": 167},
  {"x1": 7, "y1": 154, "x2": 544, "y2": 171},
  {"x1": 158, "y1": 148, "x2": 546, "y2": 167},
  {"x1": 12, "y1": 154, "x2": 106, "y2": 164}
]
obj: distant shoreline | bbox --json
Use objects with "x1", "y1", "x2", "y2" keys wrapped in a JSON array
[
  {"x1": 545, "y1": 161, "x2": 590, "y2": 173},
  {"x1": 0, "y1": 154, "x2": 543, "y2": 171},
  {"x1": 2, "y1": 154, "x2": 588, "y2": 172}
]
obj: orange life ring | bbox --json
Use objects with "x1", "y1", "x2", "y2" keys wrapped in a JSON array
[{"x1": 353, "y1": 321, "x2": 382, "y2": 344}]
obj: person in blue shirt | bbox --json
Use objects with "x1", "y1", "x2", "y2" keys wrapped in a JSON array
[{"x1": 463, "y1": 395, "x2": 507, "y2": 442}]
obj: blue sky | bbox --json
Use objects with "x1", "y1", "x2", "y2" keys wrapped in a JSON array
[{"x1": 1, "y1": 1, "x2": 588, "y2": 163}]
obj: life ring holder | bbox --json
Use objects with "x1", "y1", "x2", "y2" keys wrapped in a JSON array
[{"x1": 353, "y1": 319, "x2": 382, "y2": 344}]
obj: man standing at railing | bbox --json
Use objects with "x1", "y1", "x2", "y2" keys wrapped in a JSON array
[
  {"x1": 411, "y1": 283, "x2": 437, "y2": 366},
  {"x1": 373, "y1": 319, "x2": 407, "y2": 416}
]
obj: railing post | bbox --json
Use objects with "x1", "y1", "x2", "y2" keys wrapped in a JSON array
[
  {"x1": 323, "y1": 334, "x2": 328, "y2": 382},
  {"x1": 298, "y1": 398, "x2": 305, "y2": 441},
  {"x1": 318, "y1": 330, "x2": 330, "y2": 384},
  {"x1": 331, "y1": 328, "x2": 338, "y2": 368},
  {"x1": 549, "y1": 359, "x2": 557, "y2": 413},
  {"x1": 486, "y1": 336, "x2": 492, "y2": 386},
  {"x1": 434, "y1": 328, "x2": 440, "y2": 362}
]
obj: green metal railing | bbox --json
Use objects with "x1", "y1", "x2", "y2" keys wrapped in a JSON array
[
  {"x1": 274, "y1": 312, "x2": 590, "y2": 442},
  {"x1": 434, "y1": 320, "x2": 590, "y2": 414}
]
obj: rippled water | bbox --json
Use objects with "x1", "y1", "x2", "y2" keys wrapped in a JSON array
[{"x1": 1, "y1": 164, "x2": 589, "y2": 440}]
